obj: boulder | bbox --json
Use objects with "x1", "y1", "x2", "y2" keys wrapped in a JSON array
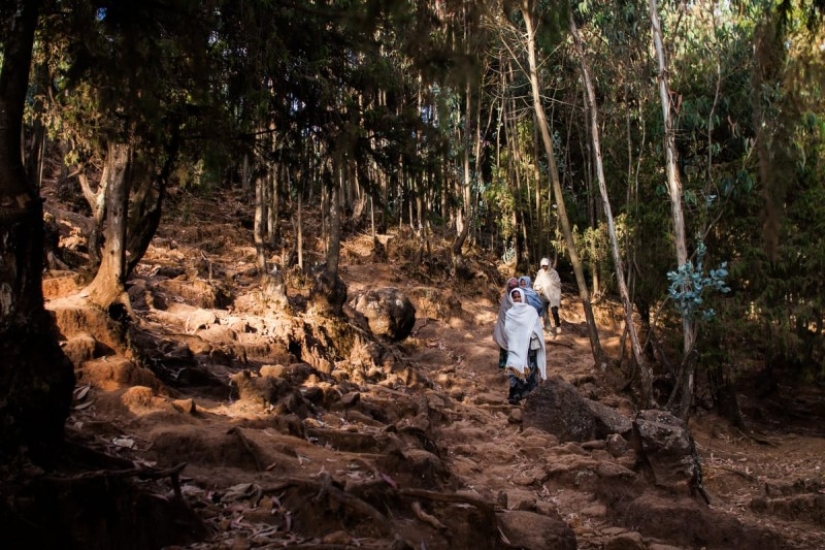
[
  {"x1": 347, "y1": 287, "x2": 416, "y2": 341},
  {"x1": 632, "y1": 410, "x2": 702, "y2": 493},
  {"x1": 523, "y1": 376, "x2": 597, "y2": 442},
  {"x1": 586, "y1": 399, "x2": 633, "y2": 438}
]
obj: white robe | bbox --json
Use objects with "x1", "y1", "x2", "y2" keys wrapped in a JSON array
[
  {"x1": 534, "y1": 267, "x2": 561, "y2": 308},
  {"x1": 492, "y1": 292, "x2": 512, "y2": 349},
  {"x1": 492, "y1": 278, "x2": 519, "y2": 349},
  {"x1": 504, "y1": 293, "x2": 547, "y2": 380}
]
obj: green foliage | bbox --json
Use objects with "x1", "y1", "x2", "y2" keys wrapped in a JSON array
[{"x1": 667, "y1": 241, "x2": 731, "y2": 321}]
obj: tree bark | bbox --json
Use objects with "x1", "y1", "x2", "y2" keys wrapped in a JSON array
[
  {"x1": 570, "y1": 14, "x2": 651, "y2": 402},
  {"x1": 521, "y1": 1, "x2": 605, "y2": 366},
  {"x1": 84, "y1": 142, "x2": 131, "y2": 314},
  {"x1": 649, "y1": 0, "x2": 695, "y2": 418},
  {"x1": 0, "y1": 0, "x2": 75, "y2": 461},
  {"x1": 268, "y1": 163, "x2": 279, "y2": 247},
  {"x1": 77, "y1": 164, "x2": 110, "y2": 266},
  {"x1": 254, "y1": 166, "x2": 267, "y2": 272}
]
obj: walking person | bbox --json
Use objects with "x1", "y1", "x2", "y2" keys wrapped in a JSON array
[
  {"x1": 504, "y1": 288, "x2": 547, "y2": 404},
  {"x1": 534, "y1": 257, "x2": 562, "y2": 334},
  {"x1": 492, "y1": 277, "x2": 520, "y2": 369},
  {"x1": 518, "y1": 276, "x2": 545, "y2": 318}
]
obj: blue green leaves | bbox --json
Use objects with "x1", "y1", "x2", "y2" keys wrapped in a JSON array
[{"x1": 667, "y1": 241, "x2": 731, "y2": 320}]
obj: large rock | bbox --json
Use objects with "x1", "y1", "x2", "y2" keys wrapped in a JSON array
[
  {"x1": 523, "y1": 377, "x2": 633, "y2": 443},
  {"x1": 586, "y1": 399, "x2": 633, "y2": 438},
  {"x1": 347, "y1": 287, "x2": 416, "y2": 341},
  {"x1": 632, "y1": 410, "x2": 701, "y2": 492},
  {"x1": 523, "y1": 376, "x2": 597, "y2": 442}
]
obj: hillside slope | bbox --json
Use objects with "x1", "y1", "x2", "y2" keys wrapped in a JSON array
[{"x1": 26, "y1": 190, "x2": 825, "y2": 550}]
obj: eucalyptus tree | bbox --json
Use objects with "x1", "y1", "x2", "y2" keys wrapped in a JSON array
[{"x1": 569, "y1": 9, "x2": 651, "y2": 402}]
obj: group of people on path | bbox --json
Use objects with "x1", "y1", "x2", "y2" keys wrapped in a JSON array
[{"x1": 492, "y1": 258, "x2": 563, "y2": 405}]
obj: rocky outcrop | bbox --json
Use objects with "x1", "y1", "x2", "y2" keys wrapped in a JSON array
[
  {"x1": 632, "y1": 410, "x2": 703, "y2": 494},
  {"x1": 348, "y1": 287, "x2": 416, "y2": 341}
]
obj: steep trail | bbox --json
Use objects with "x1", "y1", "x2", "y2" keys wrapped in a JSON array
[{"x1": 35, "y1": 192, "x2": 825, "y2": 550}]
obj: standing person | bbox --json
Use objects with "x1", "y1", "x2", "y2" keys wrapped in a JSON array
[
  {"x1": 504, "y1": 288, "x2": 547, "y2": 404},
  {"x1": 492, "y1": 277, "x2": 520, "y2": 369},
  {"x1": 518, "y1": 276, "x2": 545, "y2": 318},
  {"x1": 534, "y1": 257, "x2": 562, "y2": 334}
]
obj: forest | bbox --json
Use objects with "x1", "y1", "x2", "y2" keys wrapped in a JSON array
[{"x1": 1, "y1": 1, "x2": 825, "y2": 549}]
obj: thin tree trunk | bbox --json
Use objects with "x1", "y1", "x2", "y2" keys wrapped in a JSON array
[
  {"x1": 297, "y1": 181, "x2": 304, "y2": 271},
  {"x1": 254, "y1": 167, "x2": 267, "y2": 272},
  {"x1": 328, "y1": 167, "x2": 342, "y2": 276},
  {"x1": 532, "y1": 122, "x2": 542, "y2": 260},
  {"x1": 521, "y1": 2, "x2": 605, "y2": 365},
  {"x1": 241, "y1": 153, "x2": 250, "y2": 193},
  {"x1": 571, "y1": 14, "x2": 650, "y2": 399},
  {"x1": 650, "y1": 0, "x2": 694, "y2": 417},
  {"x1": 268, "y1": 164, "x2": 279, "y2": 248}
]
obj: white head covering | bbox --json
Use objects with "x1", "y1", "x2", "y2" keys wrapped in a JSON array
[
  {"x1": 540, "y1": 257, "x2": 550, "y2": 267},
  {"x1": 492, "y1": 278, "x2": 520, "y2": 348},
  {"x1": 504, "y1": 288, "x2": 547, "y2": 380}
]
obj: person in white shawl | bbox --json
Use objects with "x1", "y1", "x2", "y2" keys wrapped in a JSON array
[
  {"x1": 534, "y1": 257, "x2": 562, "y2": 334},
  {"x1": 504, "y1": 288, "x2": 547, "y2": 404},
  {"x1": 492, "y1": 278, "x2": 520, "y2": 368}
]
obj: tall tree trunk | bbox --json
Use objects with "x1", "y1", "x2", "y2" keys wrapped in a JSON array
[
  {"x1": 0, "y1": 0, "x2": 75, "y2": 460},
  {"x1": 84, "y1": 142, "x2": 131, "y2": 314},
  {"x1": 521, "y1": 2, "x2": 605, "y2": 365},
  {"x1": 649, "y1": 0, "x2": 694, "y2": 417},
  {"x1": 254, "y1": 166, "x2": 267, "y2": 272},
  {"x1": 328, "y1": 168, "x2": 342, "y2": 277},
  {"x1": 297, "y1": 178, "x2": 304, "y2": 271},
  {"x1": 532, "y1": 122, "x2": 542, "y2": 260},
  {"x1": 571, "y1": 14, "x2": 651, "y2": 401},
  {"x1": 269, "y1": 164, "x2": 279, "y2": 247}
]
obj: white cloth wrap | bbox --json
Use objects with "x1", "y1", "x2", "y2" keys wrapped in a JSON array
[
  {"x1": 504, "y1": 291, "x2": 547, "y2": 380},
  {"x1": 492, "y1": 293, "x2": 512, "y2": 349},
  {"x1": 534, "y1": 268, "x2": 561, "y2": 307}
]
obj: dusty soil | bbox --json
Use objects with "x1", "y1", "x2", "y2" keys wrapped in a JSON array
[{"x1": 30, "y1": 190, "x2": 825, "y2": 549}]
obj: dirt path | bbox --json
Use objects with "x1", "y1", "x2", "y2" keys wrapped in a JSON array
[{"x1": 37, "y1": 198, "x2": 825, "y2": 550}]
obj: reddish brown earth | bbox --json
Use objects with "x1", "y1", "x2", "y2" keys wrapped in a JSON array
[{"x1": 33, "y1": 190, "x2": 825, "y2": 549}]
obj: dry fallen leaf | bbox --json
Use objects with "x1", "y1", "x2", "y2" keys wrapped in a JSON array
[
  {"x1": 73, "y1": 384, "x2": 91, "y2": 401},
  {"x1": 73, "y1": 400, "x2": 95, "y2": 410}
]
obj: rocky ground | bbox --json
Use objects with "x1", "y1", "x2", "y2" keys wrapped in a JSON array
[{"x1": 28, "y1": 190, "x2": 825, "y2": 549}]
